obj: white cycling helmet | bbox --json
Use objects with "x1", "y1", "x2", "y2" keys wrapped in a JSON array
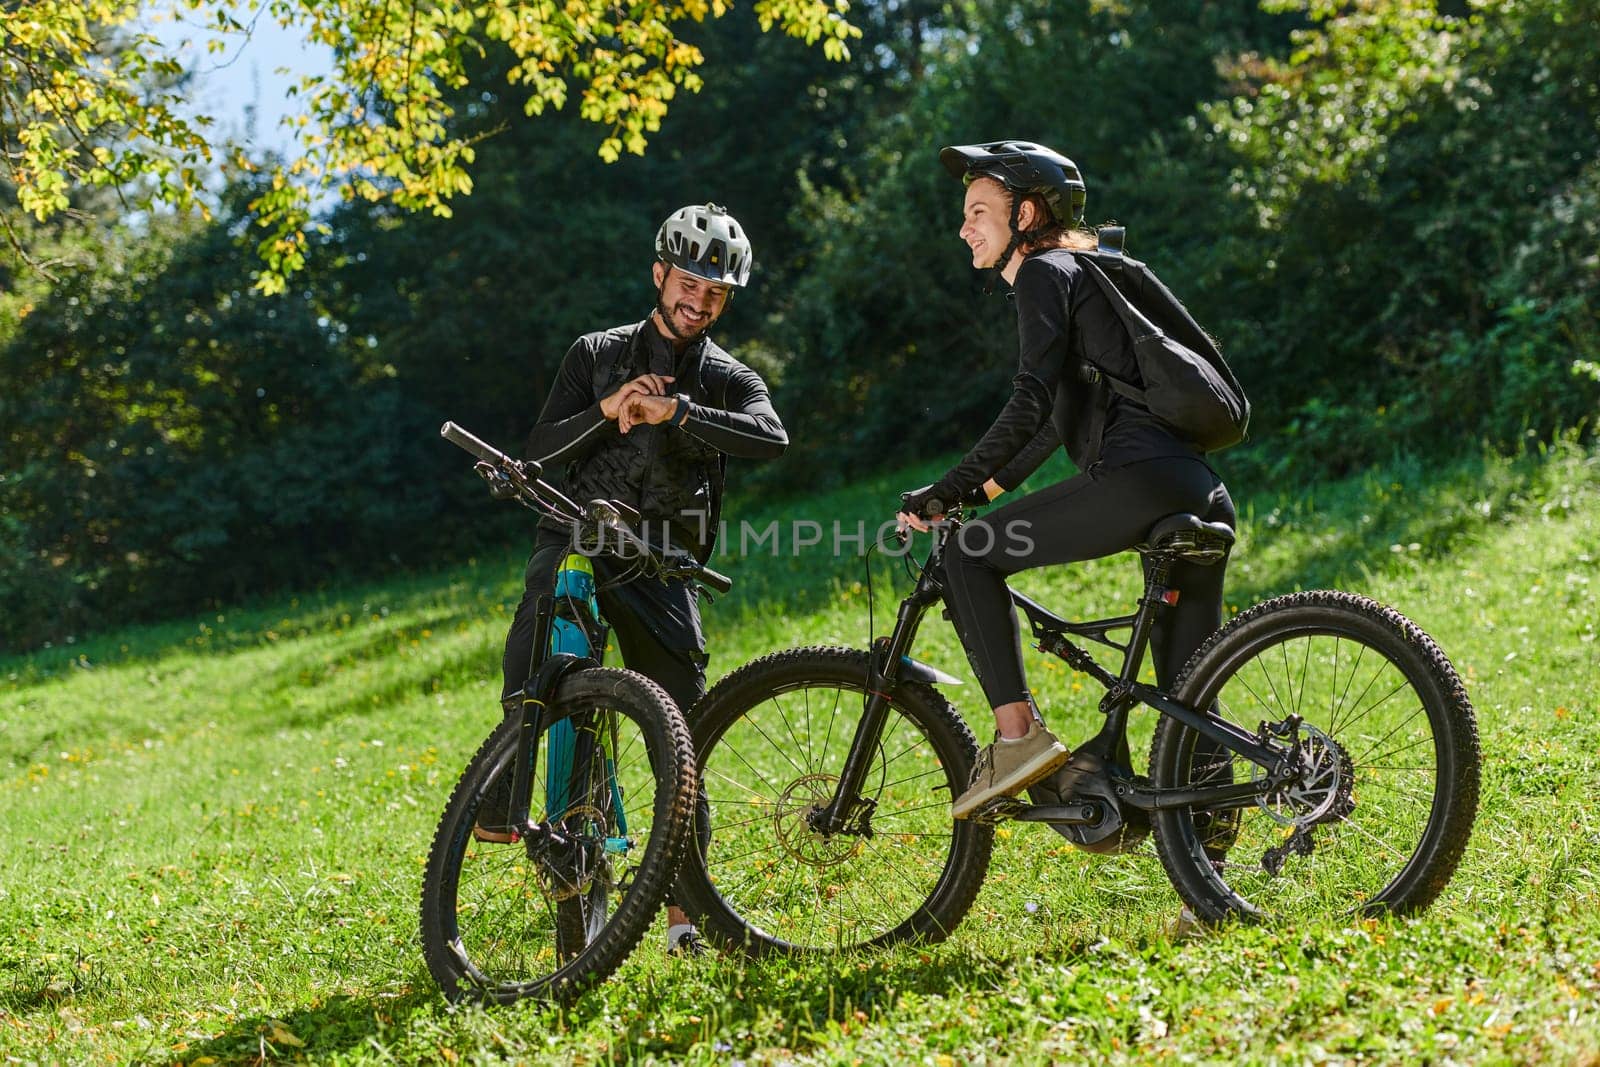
[{"x1": 655, "y1": 203, "x2": 753, "y2": 288}]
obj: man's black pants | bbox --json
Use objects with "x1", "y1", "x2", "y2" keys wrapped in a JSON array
[{"x1": 500, "y1": 529, "x2": 708, "y2": 713}]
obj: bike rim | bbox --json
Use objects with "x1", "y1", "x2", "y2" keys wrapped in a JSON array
[
  {"x1": 1177, "y1": 625, "x2": 1448, "y2": 917},
  {"x1": 699, "y1": 680, "x2": 963, "y2": 951}
]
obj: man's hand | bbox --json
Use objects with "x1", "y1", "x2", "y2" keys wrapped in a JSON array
[
  {"x1": 619, "y1": 393, "x2": 681, "y2": 434},
  {"x1": 600, "y1": 374, "x2": 675, "y2": 421}
]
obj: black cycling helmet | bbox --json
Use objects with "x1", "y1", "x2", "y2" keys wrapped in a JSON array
[
  {"x1": 940, "y1": 140, "x2": 1087, "y2": 228},
  {"x1": 655, "y1": 203, "x2": 753, "y2": 289}
]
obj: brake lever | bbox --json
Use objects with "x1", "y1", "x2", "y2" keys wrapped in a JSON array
[{"x1": 475, "y1": 461, "x2": 519, "y2": 499}]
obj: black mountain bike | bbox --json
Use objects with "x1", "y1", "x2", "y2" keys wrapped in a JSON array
[
  {"x1": 419, "y1": 422, "x2": 730, "y2": 1002},
  {"x1": 675, "y1": 508, "x2": 1480, "y2": 954}
]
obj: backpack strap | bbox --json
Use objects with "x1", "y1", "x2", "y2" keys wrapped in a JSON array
[
  {"x1": 1070, "y1": 251, "x2": 1154, "y2": 406},
  {"x1": 591, "y1": 320, "x2": 649, "y2": 400}
]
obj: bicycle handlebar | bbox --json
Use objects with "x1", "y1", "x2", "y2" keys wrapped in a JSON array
[
  {"x1": 440, "y1": 420, "x2": 732, "y2": 595},
  {"x1": 441, "y1": 421, "x2": 529, "y2": 472},
  {"x1": 690, "y1": 560, "x2": 733, "y2": 596}
]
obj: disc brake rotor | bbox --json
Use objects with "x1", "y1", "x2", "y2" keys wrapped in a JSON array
[
  {"x1": 535, "y1": 803, "x2": 610, "y2": 902},
  {"x1": 1252, "y1": 724, "x2": 1354, "y2": 827},
  {"x1": 774, "y1": 774, "x2": 866, "y2": 868}
]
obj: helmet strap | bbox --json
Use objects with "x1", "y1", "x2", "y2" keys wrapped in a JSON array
[
  {"x1": 982, "y1": 191, "x2": 1050, "y2": 295},
  {"x1": 982, "y1": 194, "x2": 1028, "y2": 295}
]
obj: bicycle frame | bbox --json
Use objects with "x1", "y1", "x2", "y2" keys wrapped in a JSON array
[
  {"x1": 440, "y1": 419, "x2": 727, "y2": 852},
  {"x1": 809, "y1": 517, "x2": 1304, "y2": 836}
]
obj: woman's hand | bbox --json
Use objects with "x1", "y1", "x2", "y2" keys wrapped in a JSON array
[
  {"x1": 897, "y1": 478, "x2": 1002, "y2": 533},
  {"x1": 896, "y1": 482, "x2": 953, "y2": 533}
]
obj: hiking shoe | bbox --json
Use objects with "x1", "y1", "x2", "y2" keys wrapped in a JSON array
[
  {"x1": 952, "y1": 721, "x2": 1070, "y2": 820},
  {"x1": 666, "y1": 923, "x2": 708, "y2": 958},
  {"x1": 473, "y1": 768, "x2": 519, "y2": 843}
]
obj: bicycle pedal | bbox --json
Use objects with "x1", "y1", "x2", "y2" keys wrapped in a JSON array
[{"x1": 969, "y1": 796, "x2": 1029, "y2": 825}]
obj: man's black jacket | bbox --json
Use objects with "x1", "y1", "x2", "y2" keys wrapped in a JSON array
[{"x1": 528, "y1": 320, "x2": 787, "y2": 562}]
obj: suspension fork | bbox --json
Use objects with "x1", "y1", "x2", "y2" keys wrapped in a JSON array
[
  {"x1": 810, "y1": 562, "x2": 944, "y2": 836},
  {"x1": 509, "y1": 596, "x2": 602, "y2": 836},
  {"x1": 508, "y1": 596, "x2": 556, "y2": 835}
]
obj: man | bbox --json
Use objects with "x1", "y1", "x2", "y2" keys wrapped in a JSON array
[{"x1": 495, "y1": 203, "x2": 787, "y2": 955}]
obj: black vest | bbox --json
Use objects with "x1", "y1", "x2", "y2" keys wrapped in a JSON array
[{"x1": 562, "y1": 321, "x2": 736, "y2": 561}]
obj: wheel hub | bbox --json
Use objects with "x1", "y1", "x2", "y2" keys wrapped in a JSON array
[
  {"x1": 534, "y1": 803, "x2": 610, "y2": 901},
  {"x1": 1252, "y1": 723, "x2": 1355, "y2": 827},
  {"x1": 774, "y1": 774, "x2": 866, "y2": 868}
]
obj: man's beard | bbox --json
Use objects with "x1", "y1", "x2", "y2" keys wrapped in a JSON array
[{"x1": 658, "y1": 299, "x2": 709, "y2": 340}]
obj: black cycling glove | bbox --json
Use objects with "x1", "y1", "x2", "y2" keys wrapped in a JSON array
[
  {"x1": 899, "y1": 481, "x2": 952, "y2": 520},
  {"x1": 900, "y1": 478, "x2": 987, "y2": 520}
]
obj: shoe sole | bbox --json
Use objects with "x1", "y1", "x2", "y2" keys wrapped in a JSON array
[
  {"x1": 952, "y1": 744, "x2": 1071, "y2": 820},
  {"x1": 472, "y1": 826, "x2": 517, "y2": 843}
]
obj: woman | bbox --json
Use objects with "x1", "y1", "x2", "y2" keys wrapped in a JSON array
[{"x1": 896, "y1": 140, "x2": 1236, "y2": 820}]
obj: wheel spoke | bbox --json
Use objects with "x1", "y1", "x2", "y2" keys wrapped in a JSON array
[
  {"x1": 749, "y1": 698, "x2": 814, "y2": 780},
  {"x1": 879, "y1": 765, "x2": 947, "y2": 791},
  {"x1": 1353, "y1": 708, "x2": 1430, "y2": 765},
  {"x1": 685, "y1": 662, "x2": 985, "y2": 954},
  {"x1": 715, "y1": 736, "x2": 791, "y2": 802}
]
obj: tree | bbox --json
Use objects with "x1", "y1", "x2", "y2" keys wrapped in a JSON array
[{"x1": 0, "y1": 0, "x2": 859, "y2": 291}]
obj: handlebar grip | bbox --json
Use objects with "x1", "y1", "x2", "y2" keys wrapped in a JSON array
[
  {"x1": 697, "y1": 565, "x2": 733, "y2": 595},
  {"x1": 440, "y1": 421, "x2": 508, "y2": 465}
]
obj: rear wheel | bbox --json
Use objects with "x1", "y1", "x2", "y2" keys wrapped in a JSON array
[
  {"x1": 420, "y1": 668, "x2": 694, "y2": 1003},
  {"x1": 676, "y1": 647, "x2": 994, "y2": 955},
  {"x1": 1150, "y1": 591, "x2": 1480, "y2": 923}
]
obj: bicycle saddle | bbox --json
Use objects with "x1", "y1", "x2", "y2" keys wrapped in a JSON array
[{"x1": 1140, "y1": 513, "x2": 1236, "y2": 565}]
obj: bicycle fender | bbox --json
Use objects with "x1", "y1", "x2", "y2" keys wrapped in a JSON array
[
  {"x1": 519, "y1": 652, "x2": 602, "y2": 707},
  {"x1": 897, "y1": 655, "x2": 964, "y2": 688}
]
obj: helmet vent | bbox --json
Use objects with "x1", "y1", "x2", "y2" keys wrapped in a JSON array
[{"x1": 654, "y1": 202, "x2": 755, "y2": 287}]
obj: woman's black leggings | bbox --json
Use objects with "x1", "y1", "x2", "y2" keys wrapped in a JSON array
[{"x1": 942, "y1": 455, "x2": 1235, "y2": 710}]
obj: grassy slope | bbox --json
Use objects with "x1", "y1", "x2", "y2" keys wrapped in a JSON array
[{"x1": 2, "y1": 444, "x2": 1597, "y2": 1065}]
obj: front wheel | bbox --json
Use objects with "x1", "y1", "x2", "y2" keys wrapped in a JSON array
[
  {"x1": 675, "y1": 647, "x2": 994, "y2": 956},
  {"x1": 419, "y1": 668, "x2": 695, "y2": 1003},
  {"x1": 1150, "y1": 591, "x2": 1480, "y2": 923}
]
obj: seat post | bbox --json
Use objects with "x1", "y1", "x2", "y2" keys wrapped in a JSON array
[{"x1": 1119, "y1": 552, "x2": 1174, "y2": 684}]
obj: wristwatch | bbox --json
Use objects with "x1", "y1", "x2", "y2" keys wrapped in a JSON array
[{"x1": 671, "y1": 394, "x2": 692, "y2": 426}]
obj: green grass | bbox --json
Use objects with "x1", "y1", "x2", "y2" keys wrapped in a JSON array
[{"x1": 3, "y1": 442, "x2": 1599, "y2": 1065}]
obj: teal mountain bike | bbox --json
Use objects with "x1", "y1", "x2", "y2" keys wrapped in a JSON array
[{"x1": 419, "y1": 422, "x2": 729, "y2": 1002}]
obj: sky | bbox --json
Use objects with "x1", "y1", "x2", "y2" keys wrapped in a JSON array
[{"x1": 144, "y1": 3, "x2": 333, "y2": 160}]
